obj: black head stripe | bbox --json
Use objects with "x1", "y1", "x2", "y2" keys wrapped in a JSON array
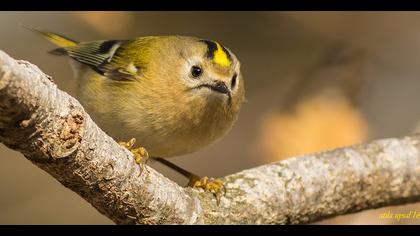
[
  {"x1": 199, "y1": 39, "x2": 232, "y2": 61},
  {"x1": 220, "y1": 45, "x2": 232, "y2": 61},
  {"x1": 200, "y1": 39, "x2": 218, "y2": 59}
]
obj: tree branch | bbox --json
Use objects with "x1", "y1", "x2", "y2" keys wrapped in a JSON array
[{"x1": 1, "y1": 50, "x2": 419, "y2": 224}]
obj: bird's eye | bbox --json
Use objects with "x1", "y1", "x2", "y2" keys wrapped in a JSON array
[
  {"x1": 191, "y1": 66, "x2": 202, "y2": 78},
  {"x1": 231, "y1": 73, "x2": 238, "y2": 89}
]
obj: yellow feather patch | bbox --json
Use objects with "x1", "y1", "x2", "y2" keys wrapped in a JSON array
[
  {"x1": 22, "y1": 25, "x2": 77, "y2": 48},
  {"x1": 214, "y1": 42, "x2": 231, "y2": 67},
  {"x1": 43, "y1": 32, "x2": 77, "y2": 47}
]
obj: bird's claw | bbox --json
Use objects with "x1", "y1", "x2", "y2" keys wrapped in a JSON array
[
  {"x1": 188, "y1": 175, "x2": 226, "y2": 205},
  {"x1": 119, "y1": 138, "x2": 149, "y2": 174}
]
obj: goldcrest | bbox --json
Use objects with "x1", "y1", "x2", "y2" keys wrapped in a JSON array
[{"x1": 26, "y1": 27, "x2": 245, "y2": 161}]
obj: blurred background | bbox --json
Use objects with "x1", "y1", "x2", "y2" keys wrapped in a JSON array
[{"x1": 1, "y1": 11, "x2": 420, "y2": 224}]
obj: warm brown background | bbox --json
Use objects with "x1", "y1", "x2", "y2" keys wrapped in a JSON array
[{"x1": 1, "y1": 11, "x2": 420, "y2": 224}]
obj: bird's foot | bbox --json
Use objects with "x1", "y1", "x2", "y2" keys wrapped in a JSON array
[
  {"x1": 119, "y1": 138, "x2": 149, "y2": 173},
  {"x1": 188, "y1": 175, "x2": 226, "y2": 205}
]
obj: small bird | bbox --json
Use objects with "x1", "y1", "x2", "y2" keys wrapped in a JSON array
[{"x1": 25, "y1": 26, "x2": 245, "y2": 202}]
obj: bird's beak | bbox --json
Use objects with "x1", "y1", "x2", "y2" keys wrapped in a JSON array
[
  {"x1": 211, "y1": 81, "x2": 230, "y2": 95},
  {"x1": 210, "y1": 81, "x2": 232, "y2": 104},
  {"x1": 190, "y1": 81, "x2": 232, "y2": 103}
]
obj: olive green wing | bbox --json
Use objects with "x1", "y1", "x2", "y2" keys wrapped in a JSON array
[
  {"x1": 51, "y1": 39, "x2": 141, "y2": 81},
  {"x1": 24, "y1": 26, "x2": 141, "y2": 81}
]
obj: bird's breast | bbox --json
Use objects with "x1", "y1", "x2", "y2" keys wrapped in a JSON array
[
  {"x1": 75, "y1": 70, "x2": 239, "y2": 158},
  {"x1": 132, "y1": 95, "x2": 237, "y2": 157}
]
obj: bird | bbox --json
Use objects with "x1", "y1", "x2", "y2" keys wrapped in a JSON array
[{"x1": 25, "y1": 26, "x2": 245, "y2": 203}]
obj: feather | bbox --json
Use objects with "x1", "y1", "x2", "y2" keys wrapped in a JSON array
[
  {"x1": 26, "y1": 26, "x2": 149, "y2": 81},
  {"x1": 22, "y1": 25, "x2": 78, "y2": 47},
  {"x1": 62, "y1": 40, "x2": 125, "y2": 75}
]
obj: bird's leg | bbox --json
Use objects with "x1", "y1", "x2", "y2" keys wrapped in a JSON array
[
  {"x1": 154, "y1": 158, "x2": 226, "y2": 205},
  {"x1": 119, "y1": 138, "x2": 149, "y2": 173}
]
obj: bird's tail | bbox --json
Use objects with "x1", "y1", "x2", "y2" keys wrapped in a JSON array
[{"x1": 21, "y1": 24, "x2": 78, "y2": 54}]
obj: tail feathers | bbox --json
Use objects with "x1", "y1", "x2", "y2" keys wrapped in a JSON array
[{"x1": 22, "y1": 24, "x2": 78, "y2": 51}]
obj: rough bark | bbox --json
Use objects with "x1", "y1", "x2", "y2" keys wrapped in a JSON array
[{"x1": 0, "y1": 50, "x2": 419, "y2": 224}]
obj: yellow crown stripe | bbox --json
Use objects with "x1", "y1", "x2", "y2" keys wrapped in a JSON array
[{"x1": 213, "y1": 42, "x2": 231, "y2": 67}]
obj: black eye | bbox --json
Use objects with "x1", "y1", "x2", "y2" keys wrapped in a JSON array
[
  {"x1": 231, "y1": 73, "x2": 238, "y2": 89},
  {"x1": 191, "y1": 66, "x2": 202, "y2": 78}
]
